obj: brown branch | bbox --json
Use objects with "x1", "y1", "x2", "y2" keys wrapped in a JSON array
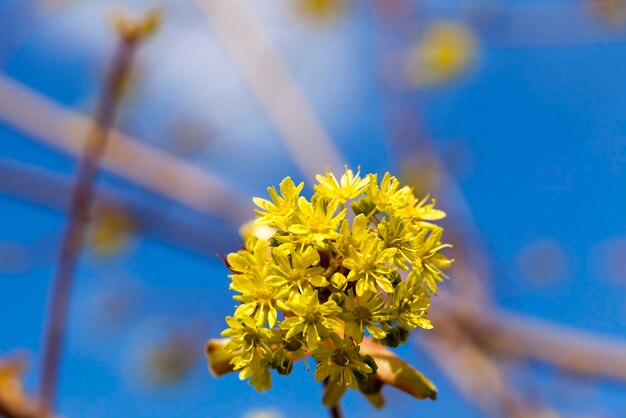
[
  {"x1": 328, "y1": 404, "x2": 343, "y2": 418},
  {"x1": 0, "y1": 158, "x2": 238, "y2": 257},
  {"x1": 194, "y1": 0, "x2": 344, "y2": 180},
  {"x1": 37, "y1": 12, "x2": 157, "y2": 413},
  {"x1": 419, "y1": 321, "x2": 556, "y2": 418},
  {"x1": 0, "y1": 75, "x2": 249, "y2": 226},
  {"x1": 323, "y1": 380, "x2": 344, "y2": 418},
  {"x1": 432, "y1": 295, "x2": 626, "y2": 382}
]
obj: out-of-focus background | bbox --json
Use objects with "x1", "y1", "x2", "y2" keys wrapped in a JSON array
[{"x1": 1, "y1": 0, "x2": 626, "y2": 417}]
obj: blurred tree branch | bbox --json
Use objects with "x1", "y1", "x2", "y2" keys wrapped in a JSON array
[
  {"x1": 0, "y1": 158, "x2": 237, "y2": 256},
  {"x1": 38, "y1": 10, "x2": 159, "y2": 413},
  {"x1": 194, "y1": 0, "x2": 344, "y2": 181},
  {"x1": 0, "y1": 74, "x2": 250, "y2": 225},
  {"x1": 420, "y1": 318, "x2": 558, "y2": 418},
  {"x1": 433, "y1": 295, "x2": 626, "y2": 382}
]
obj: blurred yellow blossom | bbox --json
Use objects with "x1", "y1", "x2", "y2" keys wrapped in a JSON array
[
  {"x1": 147, "y1": 334, "x2": 198, "y2": 385},
  {"x1": 587, "y1": 0, "x2": 626, "y2": 26},
  {"x1": 0, "y1": 355, "x2": 42, "y2": 418},
  {"x1": 87, "y1": 203, "x2": 134, "y2": 255},
  {"x1": 295, "y1": 0, "x2": 346, "y2": 22},
  {"x1": 405, "y1": 21, "x2": 477, "y2": 87}
]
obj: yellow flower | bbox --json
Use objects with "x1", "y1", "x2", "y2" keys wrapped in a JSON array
[
  {"x1": 341, "y1": 290, "x2": 386, "y2": 343},
  {"x1": 238, "y1": 351, "x2": 272, "y2": 392},
  {"x1": 232, "y1": 269, "x2": 285, "y2": 328},
  {"x1": 267, "y1": 246, "x2": 328, "y2": 293},
  {"x1": 365, "y1": 172, "x2": 403, "y2": 213},
  {"x1": 284, "y1": 196, "x2": 346, "y2": 249},
  {"x1": 280, "y1": 289, "x2": 341, "y2": 350},
  {"x1": 227, "y1": 237, "x2": 269, "y2": 276},
  {"x1": 391, "y1": 274, "x2": 433, "y2": 330},
  {"x1": 315, "y1": 166, "x2": 370, "y2": 203},
  {"x1": 392, "y1": 188, "x2": 446, "y2": 221},
  {"x1": 377, "y1": 216, "x2": 421, "y2": 270},
  {"x1": 253, "y1": 177, "x2": 304, "y2": 230},
  {"x1": 408, "y1": 227, "x2": 454, "y2": 292},
  {"x1": 333, "y1": 214, "x2": 371, "y2": 256},
  {"x1": 221, "y1": 315, "x2": 276, "y2": 391},
  {"x1": 342, "y1": 235, "x2": 397, "y2": 296},
  {"x1": 312, "y1": 335, "x2": 373, "y2": 389},
  {"x1": 228, "y1": 239, "x2": 285, "y2": 327}
]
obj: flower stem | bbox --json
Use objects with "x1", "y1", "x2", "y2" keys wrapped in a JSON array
[
  {"x1": 329, "y1": 404, "x2": 343, "y2": 418},
  {"x1": 323, "y1": 379, "x2": 344, "y2": 418}
]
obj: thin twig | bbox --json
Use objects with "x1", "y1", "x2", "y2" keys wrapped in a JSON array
[
  {"x1": 37, "y1": 13, "x2": 156, "y2": 413},
  {"x1": 329, "y1": 404, "x2": 343, "y2": 418},
  {"x1": 322, "y1": 379, "x2": 344, "y2": 418}
]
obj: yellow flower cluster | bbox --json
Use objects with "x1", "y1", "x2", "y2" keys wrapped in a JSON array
[{"x1": 221, "y1": 167, "x2": 453, "y2": 393}]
